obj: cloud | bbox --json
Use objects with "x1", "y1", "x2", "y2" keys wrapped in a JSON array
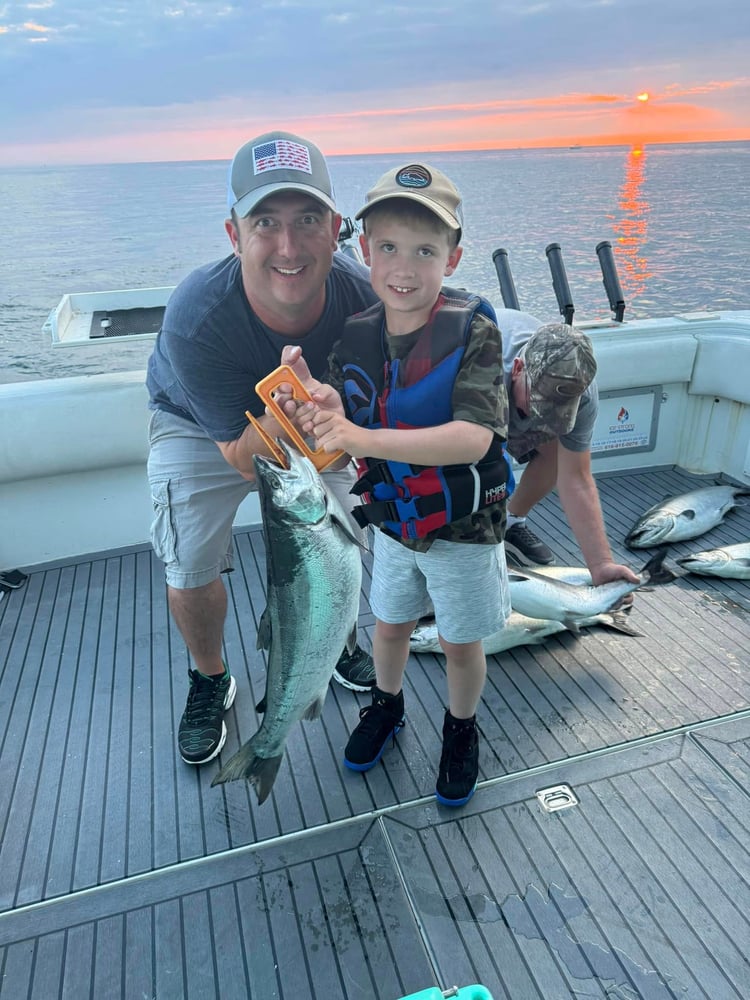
[{"x1": 0, "y1": 0, "x2": 748, "y2": 163}]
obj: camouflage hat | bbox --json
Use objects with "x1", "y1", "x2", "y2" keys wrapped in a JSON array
[{"x1": 522, "y1": 323, "x2": 597, "y2": 435}]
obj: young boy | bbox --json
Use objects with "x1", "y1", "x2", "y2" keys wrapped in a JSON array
[{"x1": 283, "y1": 163, "x2": 513, "y2": 806}]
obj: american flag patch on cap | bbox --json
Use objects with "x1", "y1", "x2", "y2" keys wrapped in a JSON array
[{"x1": 253, "y1": 139, "x2": 313, "y2": 176}]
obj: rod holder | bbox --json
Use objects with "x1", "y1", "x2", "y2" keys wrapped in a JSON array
[
  {"x1": 492, "y1": 248, "x2": 521, "y2": 310},
  {"x1": 596, "y1": 240, "x2": 626, "y2": 322},
  {"x1": 545, "y1": 243, "x2": 575, "y2": 325}
]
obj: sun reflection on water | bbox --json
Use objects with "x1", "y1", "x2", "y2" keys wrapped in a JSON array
[{"x1": 613, "y1": 145, "x2": 653, "y2": 300}]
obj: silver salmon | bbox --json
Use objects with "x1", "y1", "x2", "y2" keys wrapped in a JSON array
[
  {"x1": 514, "y1": 565, "x2": 593, "y2": 585},
  {"x1": 506, "y1": 549, "x2": 674, "y2": 630},
  {"x1": 212, "y1": 441, "x2": 362, "y2": 803},
  {"x1": 676, "y1": 541, "x2": 750, "y2": 580},
  {"x1": 625, "y1": 485, "x2": 750, "y2": 548},
  {"x1": 410, "y1": 608, "x2": 640, "y2": 654}
]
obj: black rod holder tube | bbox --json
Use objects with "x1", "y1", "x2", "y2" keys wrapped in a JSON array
[
  {"x1": 596, "y1": 240, "x2": 626, "y2": 322},
  {"x1": 545, "y1": 243, "x2": 575, "y2": 324},
  {"x1": 491, "y1": 248, "x2": 521, "y2": 310}
]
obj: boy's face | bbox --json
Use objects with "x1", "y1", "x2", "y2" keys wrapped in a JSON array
[{"x1": 359, "y1": 215, "x2": 462, "y2": 335}]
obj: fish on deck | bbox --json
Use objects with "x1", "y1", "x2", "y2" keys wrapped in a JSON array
[
  {"x1": 625, "y1": 485, "x2": 750, "y2": 548},
  {"x1": 505, "y1": 549, "x2": 674, "y2": 631},
  {"x1": 409, "y1": 608, "x2": 640, "y2": 655},
  {"x1": 675, "y1": 541, "x2": 750, "y2": 580},
  {"x1": 212, "y1": 441, "x2": 363, "y2": 804}
]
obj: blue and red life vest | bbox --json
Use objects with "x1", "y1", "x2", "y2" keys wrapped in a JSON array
[{"x1": 337, "y1": 290, "x2": 514, "y2": 540}]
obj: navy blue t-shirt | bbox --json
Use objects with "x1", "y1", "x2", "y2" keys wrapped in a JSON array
[{"x1": 146, "y1": 252, "x2": 376, "y2": 442}]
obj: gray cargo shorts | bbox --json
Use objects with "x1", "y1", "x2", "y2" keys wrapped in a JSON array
[{"x1": 147, "y1": 408, "x2": 365, "y2": 589}]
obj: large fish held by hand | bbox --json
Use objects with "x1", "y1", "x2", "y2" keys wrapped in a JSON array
[
  {"x1": 212, "y1": 441, "x2": 362, "y2": 803},
  {"x1": 505, "y1": 549, "x2": 674, "y2": 630},
  {"x1": 625, "y1": 485, "x2": 750, "y2": 548}
]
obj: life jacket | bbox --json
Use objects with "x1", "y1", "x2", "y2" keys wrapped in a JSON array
[{"x1": 337, "y1": 289, "x2": 515, "y2": 540}]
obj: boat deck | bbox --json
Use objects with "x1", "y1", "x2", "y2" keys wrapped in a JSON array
[{"x1": 1, "y1": 467, "x2": 749, "y2": 999}]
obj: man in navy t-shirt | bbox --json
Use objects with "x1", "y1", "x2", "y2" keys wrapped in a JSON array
[{"x1": 146, "y1": 130, "x2": 378, "y2": 767}]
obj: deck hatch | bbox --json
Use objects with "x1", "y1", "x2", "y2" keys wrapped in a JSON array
[
  {"x1": 89, "y1": 306, "x2": 165, "y2": 339},
  {"x1": 536, "y1": 783, "x2": 579, "y2": 812}
]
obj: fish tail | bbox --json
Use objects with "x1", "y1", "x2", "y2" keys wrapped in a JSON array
[
  {"x1": 211, "y1": 737, "x2": 283, "y2": 804},
  {"x1": 640, "y1": 546, "x2": 676, "y2": 585}
]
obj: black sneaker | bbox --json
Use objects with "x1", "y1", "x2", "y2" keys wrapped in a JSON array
[
  {"x1": 0, "y1": 569, "x2": 28, "y2": 589},
  {"x1": 344, "y1": 687, "x2": 405, "y2": 771},
  {"x1": 333, "y1": 644, "x2": 376, "y2": 691},
  {"x1": 504, "y1": 522, "x2": 555, "y2": 566},
  {"x1": 178, "y1": 668, "x2": 237, "y2": 764},
  {"x1": 435, "y1": 710, "x2": 479, "y2": 807}
]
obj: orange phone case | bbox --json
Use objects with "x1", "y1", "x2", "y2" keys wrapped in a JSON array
[{"x1": 246, "y1": 364, "x2": 345, "y2": 472}]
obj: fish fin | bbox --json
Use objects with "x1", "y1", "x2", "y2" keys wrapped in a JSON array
[
  {"x1": 639, "y1": 546, "x2": 677, "y2": 585},
  {"x1": 255, "y1": 669, "x2": 272, "y2": 715},
  {"x1": 330, "y1": 511, "x2": 367, "y2": 549},
  {"x1": 211, "y1": 737, "x2": 283, "y2": 804},
  {"x1": 563, "y1": 616, "x2": 582, "y2": 633},
  {"x1": 256, "y1": 607, "x2": 272, "y2": 651},
  {"x1": 507, "y1": 567, "x2": 554, "y2": 584},
  {"x1": 600, "y1": 611, "x2": 644, "y2": 636},
  {"x1": 302, "y1": 694, "x2": 326, "y2": 722},
  {"x1": 323, "y1": 482, "x2": 367, "y2": 547},
  {"x1": 345, "y1": 624, "x2": 358, "y2": 656}
]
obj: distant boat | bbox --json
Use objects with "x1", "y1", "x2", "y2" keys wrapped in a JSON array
[{"x1": 569, "y1": 143, "x2": 582, "y2": 150}]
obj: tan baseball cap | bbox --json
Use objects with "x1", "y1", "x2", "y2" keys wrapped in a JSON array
[
  {"x1": 522, "y1": 323, "x2": 597, "y2": 434},
  {"x1": 227, "y1": 130, "x2": 336, "y2": 218},
  {"x1": 355, "y1": 163, "x2": 463, "y2": 232}
]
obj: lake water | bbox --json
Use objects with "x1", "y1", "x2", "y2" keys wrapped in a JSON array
[{"x1": 1, "y1": 141, "x2": 748, "y2": 383}]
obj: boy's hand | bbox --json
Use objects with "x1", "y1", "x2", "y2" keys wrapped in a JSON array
[{"x1": 311, "y1": 408, "x2": 367, "y2": 456}]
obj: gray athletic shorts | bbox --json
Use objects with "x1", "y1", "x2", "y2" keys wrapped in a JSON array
[
  {"x1": 369, "y1": 530, "x2": 511, "y2": 644},
  {"x1": 147, "y1": 408, "x2": 365, "y2": 589}
]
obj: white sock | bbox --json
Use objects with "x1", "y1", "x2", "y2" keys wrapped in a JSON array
[{"x1": 506, "y1": 513, "x2": 526, "y2": 529}]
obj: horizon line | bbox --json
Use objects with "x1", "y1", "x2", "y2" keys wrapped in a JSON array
[{"x1": 1, "y1": 136, "x2": 748, "y2": 171}]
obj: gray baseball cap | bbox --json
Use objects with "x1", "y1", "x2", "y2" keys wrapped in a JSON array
[{"x1": 227, "y1": 130, "x2": 336, "y2": 217}]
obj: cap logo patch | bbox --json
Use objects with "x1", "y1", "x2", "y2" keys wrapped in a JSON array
[
  {"x1": 253, "y1": 139, "x2": 312, "y2": 176},
  {"x1": 395, "y1": 164, "x2": 432, "y2": 189}
]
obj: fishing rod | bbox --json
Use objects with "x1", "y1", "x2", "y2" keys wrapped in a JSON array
[
  {"x1": 596, "y1": 240, "x2": 626, "y2": 322},
  {"x1": 491, "y1": 248, "x2": 521, "y2": 310},
  {"x1": 545, "y1": 242, "x2": 575, "y2": 325},
  {"x1": 337, "y1": 216, "x2": 365, "y2": 264}
]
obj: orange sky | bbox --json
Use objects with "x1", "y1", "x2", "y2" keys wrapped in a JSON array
[
  {"x1": 301, "y1": 82, "x2": 750, "y2": 155},
  {"x1": 1, "y1": 75, "x2": 748, "y2": 167},
  {"x1": 2, "y1": 1, "x2": 749, "y2": 166}
]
